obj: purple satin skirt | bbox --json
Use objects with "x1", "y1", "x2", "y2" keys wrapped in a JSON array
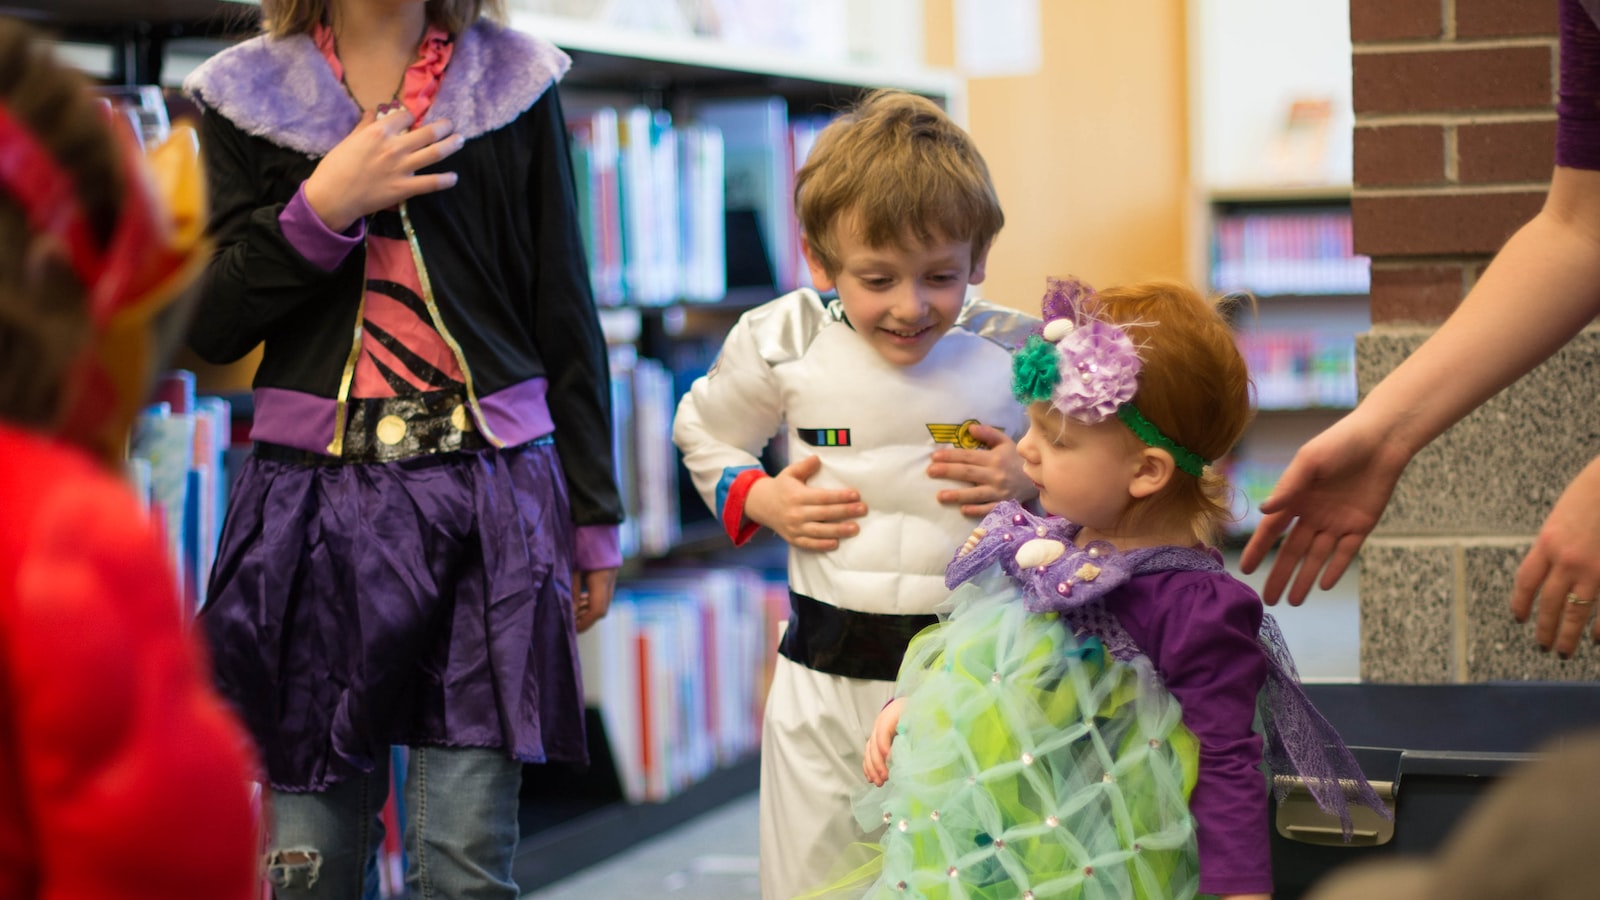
[{"x1": 201, "y1": 438, "x2": 585, "y2": 792}]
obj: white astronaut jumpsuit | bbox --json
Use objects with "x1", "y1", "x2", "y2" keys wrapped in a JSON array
[{"x1": 673, "y1": 288, "x2": 1035, "y2": 899}]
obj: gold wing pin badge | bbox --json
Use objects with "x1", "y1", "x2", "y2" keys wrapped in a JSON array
[{"x1": 927, "y1": 419, "x2": 986, "y2": 449}]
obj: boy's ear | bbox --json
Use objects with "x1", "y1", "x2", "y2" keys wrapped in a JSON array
[
  {"x1": 801, "y1": 235, "x2": 836, "y2": 293},
  {"x1": 1128, "y1": 447, "x2": 1175, "y2": 500},
  {"x1": 967, "y1": 243, "x2": 992, "y2": 286}
]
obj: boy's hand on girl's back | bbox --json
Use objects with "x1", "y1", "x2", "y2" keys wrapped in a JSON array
[
  {"x1": 928, "y1": 423, "x2": 1036, "y2": 518},
  {"x1": 743, "y1": 454, "x2": 867, "y2": 552},
  {"x1": 304, "y1": 108, "x2": 466, "y2": 233}
]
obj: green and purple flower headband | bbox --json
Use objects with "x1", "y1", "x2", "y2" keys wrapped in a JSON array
[{"x1": 1012, "y1": 277, "x2": 1210, "y2": 478}]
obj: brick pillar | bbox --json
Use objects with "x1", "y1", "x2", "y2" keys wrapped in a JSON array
[{"x1": 1350, "y1": 0, "x2": 1600, "y2": 681}]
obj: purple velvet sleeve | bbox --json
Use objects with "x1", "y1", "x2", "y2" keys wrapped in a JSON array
[
  {"x1": 1116, "y1": 571, "x2": 1272, "y2": 896},
  {"x1": 277, "y1": 183, "x2": 365, "y2": 271},
  {"x1": 1559, "y1": 0, "x2": 1600, "y2": 170},
  {"x1": 573, "y1": 524, "x2": 621, "y2": 571}
]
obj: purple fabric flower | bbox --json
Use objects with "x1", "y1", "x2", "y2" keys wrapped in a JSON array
[
  {"x1": 1051, "y1": 320, "x2": 1142, "y2": 424},
  {"x1": 1041, "y1": 275, "x2": 1096, "y2": 324}
]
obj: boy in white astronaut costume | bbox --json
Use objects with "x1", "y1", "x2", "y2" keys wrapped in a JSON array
[{"x1": 673, "y1": 90, "x2": 1038, "y2": 898}]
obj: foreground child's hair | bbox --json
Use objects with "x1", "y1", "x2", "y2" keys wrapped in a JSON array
[
  {"x1": 1094, "y1": 280, "x2": 1253, "y2": 544},
  {"x1": 0, "y1": 19, "x2": 123, "y2": 428},
  {"x1": 795, "y1": 89, "x2": 1003, "y2": 276},
  {"x1": 261, "y1": 0, "x2": 505, "y2": 38}
]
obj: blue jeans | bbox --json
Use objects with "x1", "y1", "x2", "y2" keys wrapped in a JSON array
[{"x1": 264, "y1": 746, "x2": 524, "y2": 899}]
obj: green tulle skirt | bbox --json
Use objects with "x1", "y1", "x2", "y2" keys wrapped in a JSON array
[{"x1": 840, "y1": 570, "x2": 1203, "y2": 900}]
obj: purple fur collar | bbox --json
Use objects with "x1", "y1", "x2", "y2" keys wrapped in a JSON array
[{"x1": 183, "y1": 20, "x2": 570, "y2": 156}]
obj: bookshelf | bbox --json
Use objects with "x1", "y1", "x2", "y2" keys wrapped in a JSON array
[
  {"x1": 1185, "y1": 0, "x2": 1366, "y2": 540},
  {"x1": 16, "y1": 0, "x2": 967, "y2": 890},
  {"x1": 1206, "y1": 190, "x2": 1371, "y2": 538}
]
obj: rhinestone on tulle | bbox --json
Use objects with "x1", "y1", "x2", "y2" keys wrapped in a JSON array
[
  {"x1": 930, "y1": 809, "x2": 941, "y2": 821},
  {"x1": 994, "y1": 839, "x2": 1006, "y2": 850},
  {"x1": 898, "y1": 819, "x2": 909, "y2": 832},
  {"x1": 991, "y1": 672, "x2": 1002, "y2": 683},
  {"x1": 947, "y1": 866, "x2": 959, "y2": 878},
  {"x1": 1102, "y1": 772, "x2": 1114, "y2": 783},
  {"x1": 1021, "y1": 752, "x2": 1035, "y2": 765},
  {"x1": 895, "y1": 881, "x2": 907, "y2": 892},
  {"x1": 967, "y1": 775, "x2": 978, "y2": 785},
  {"x1": 1149, "y1": 738, "x2": 1161, "y2": 748},
  {"x1": 883, "y1": 812, "x2": 892, "y2": 824},
  {"x1": 1046, "y1": 815, "x2": 1059, "y2": 827},
  {"x1": 1023, "y1": 892, "x2": 1035, "y2": 900},
  {"x1": 1133, "y1": 843, "x2": 1142, "y2": 852},
  {"x1": 1084, "y1": 866, "x2": 1095, "y2": 876}
]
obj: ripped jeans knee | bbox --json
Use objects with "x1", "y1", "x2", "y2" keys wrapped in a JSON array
[{"x1": 264, "y1": 848, "x2": 322, "y2": 891}]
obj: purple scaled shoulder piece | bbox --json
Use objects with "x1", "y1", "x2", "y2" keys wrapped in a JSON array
[{"x1": 944, "y1": 501, "x2": 1221, "y2": 614}]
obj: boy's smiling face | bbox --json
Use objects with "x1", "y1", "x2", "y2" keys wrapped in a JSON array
[{"x1": 804, "y1": 218, "x2": 989, "y2": 368}]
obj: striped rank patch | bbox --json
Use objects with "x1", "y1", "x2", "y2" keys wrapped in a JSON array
[{"x1": 797, "y1": 427, "x2": 852, "y2": 447}]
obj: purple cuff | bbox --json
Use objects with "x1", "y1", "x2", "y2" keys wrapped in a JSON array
[
  {"x1": 573, "y1": 524, "x2": 621, "y2": 571},
  {"x1": 1559, "y1": 0, "x2": 1600, "y2": 170},
  {"x1": 279, "y1": 183, "x2": 365, "y2": 271}
]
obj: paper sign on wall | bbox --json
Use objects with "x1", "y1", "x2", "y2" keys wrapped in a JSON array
[{"x1": 955, "y1": 0, "x2": 1041, "y2": 78}]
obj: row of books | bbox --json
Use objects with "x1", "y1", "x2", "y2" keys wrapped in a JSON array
[
  {"x1": 579, "y1": 566, "x2": 788, "y2": 803},
  {"x1": 1237, "y1": 330, "x2": 1358, "y2": 411},
  {"x1": 127, "y1": 370, "x2": 232, "y2": 616},
  {"x1": 610, "y1": 345, "x2": 683, "y2": 558},
  {"x1": 1210, "y1": 209, "x2": 1371, "y2": 296},
  {"x1": 569, "y1": 98, "x2": 833, "y2": 307}
]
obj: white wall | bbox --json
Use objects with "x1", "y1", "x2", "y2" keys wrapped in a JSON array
[{"x1": 1190, "y1": 0, "x2": 1354, "y2": 189}]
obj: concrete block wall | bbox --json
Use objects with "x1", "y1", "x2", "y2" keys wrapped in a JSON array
[{"x1": 1348, "y1": 0, "x2": 1600, "y2": 681}]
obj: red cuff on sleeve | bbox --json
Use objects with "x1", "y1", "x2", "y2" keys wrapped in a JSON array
[{"x1": 721, "y1": 468, "x2": 767, "y2": 546}]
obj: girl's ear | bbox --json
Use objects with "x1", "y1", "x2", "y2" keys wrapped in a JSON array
[{"x1": 1128, "y1": 447, "x2": 1175, "y2": 500}]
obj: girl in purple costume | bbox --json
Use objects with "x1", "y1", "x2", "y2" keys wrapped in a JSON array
[
  {"x1": 183, "y1": 0, "x2": 621, "y2": 896},
  {"x1": 853, "y1": 278, "x2": 1386, "y2": 899}
]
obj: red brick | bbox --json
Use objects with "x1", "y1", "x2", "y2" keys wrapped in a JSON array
[
  {"x1": 1456, "y1": 0, "x2": 1558, "y2": 39},
  {"x1": 1355, "y1": 124, "x2": 1446, "y2": 187},
  {"x1": 1368, "y1": 263, "x2": 1470, "y2": 324},
  {"x1": 1457, "y1": 119, "x2": 1557, "y2": 184},
  {"x1": 1353, "y1": 46, "x2": 1554, "y2": 115},
  {"x1": 1351, "y1": 0, "x2": 1444, "y2": 42},
  {"x1": 1353, "y1": 191, "x2": 1545, "y2": 256}
]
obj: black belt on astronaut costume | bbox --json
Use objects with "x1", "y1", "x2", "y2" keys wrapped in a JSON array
[{"x1": 778, "y1": 589, "x2": 940, "y2": 682}]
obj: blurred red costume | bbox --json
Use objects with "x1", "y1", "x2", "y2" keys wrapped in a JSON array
[
  {"x1": 0, "y1": 82, "x2": 257, "y2": 897},
  {"x1": 0, "y1": 424, "x2": 259, "y2": 899}
]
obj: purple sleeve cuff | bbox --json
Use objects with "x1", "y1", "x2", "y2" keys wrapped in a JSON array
[
  {"x1": 573, "y1": 524, "x2": 622, "y2": 571},
  {"x1": 278, "y1": 183, "x2": 365, "y2": 271},
  {"x1": 1558, "y1": 0, "x2": 1600, "y2": 170}
]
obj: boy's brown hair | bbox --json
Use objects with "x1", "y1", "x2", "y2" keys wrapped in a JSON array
[
  {"x1": 1091, "y1": 281, "x2": 1255, "y2": 545},
  {"x1": 0, "y1": 18, "x2": 123, "y2": 429},
  {"x1": 795, "y1": 89, "x2": 1003, "y2": 276},
  {"x1": 261, "y1": 0, "x2": 505, "y2": 38}
]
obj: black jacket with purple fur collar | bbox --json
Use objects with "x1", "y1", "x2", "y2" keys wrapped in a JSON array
[{"x1": 183, "y1": 19, "x2": 622, "y2": 529}]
